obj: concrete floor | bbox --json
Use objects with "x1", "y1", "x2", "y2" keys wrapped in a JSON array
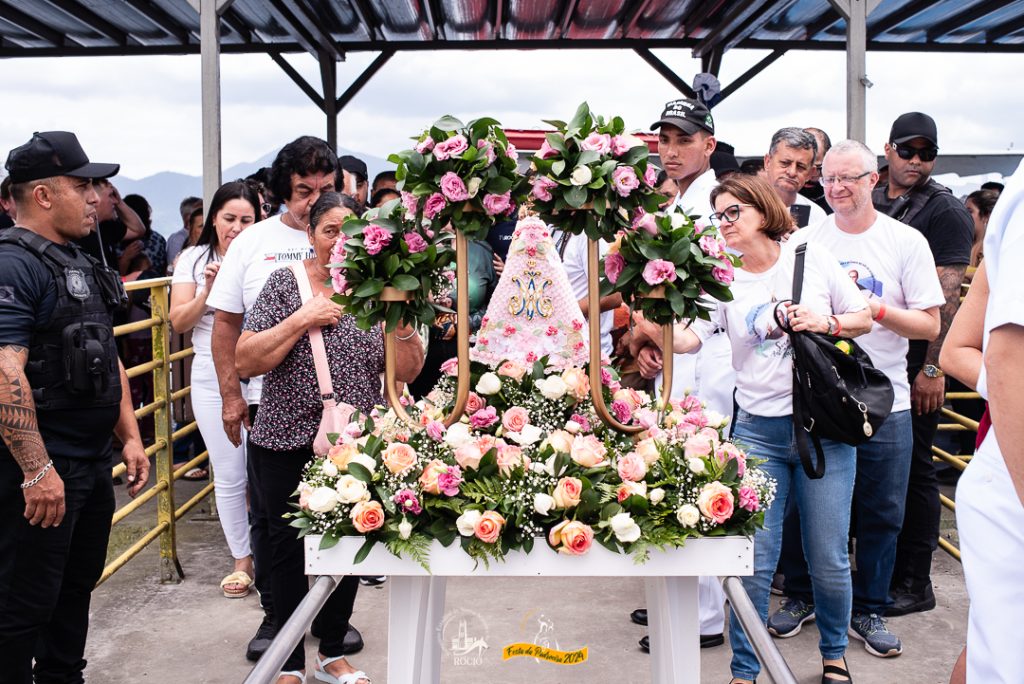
[{"x1": 85, "y1": 477, "x2": 968, "y2": 683}]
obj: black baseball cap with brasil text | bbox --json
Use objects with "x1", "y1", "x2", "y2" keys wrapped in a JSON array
[
  {"x1": 5, "y1": 131, "x2": 119, "y2": 184},
  {"x1": 651, "y1": 98, "x2": 715, "y2": 136}
]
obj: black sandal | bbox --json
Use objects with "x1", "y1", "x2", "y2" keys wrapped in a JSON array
[{"x1": 822, "y1": 656, "x2": 852, "y2": 683}]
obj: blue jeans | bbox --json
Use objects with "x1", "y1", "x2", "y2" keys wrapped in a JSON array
[
  {"x1": 729, "y1": 410, "x2": 857, "y2": 681},
  {"x1": 781, "y1": 409, "x2": 913, "y2": 614}
]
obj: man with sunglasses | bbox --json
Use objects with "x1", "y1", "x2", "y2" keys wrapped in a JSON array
[{"x1": 873, "y1": 112, "x2": 973, "y2": 618}]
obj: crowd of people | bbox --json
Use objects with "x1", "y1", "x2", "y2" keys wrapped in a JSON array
[{"x1": 0, "y1": 94, "x2": 1020, "y2": 684}]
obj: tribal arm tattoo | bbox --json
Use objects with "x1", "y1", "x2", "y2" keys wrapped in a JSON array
[
  {"x1": 0, "y1": 344, "x2": 49, "y2": 474},
  {"x1": 926, "y1": 265, "x2": 969, "y2": 366}
]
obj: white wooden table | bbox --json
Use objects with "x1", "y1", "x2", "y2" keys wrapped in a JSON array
[{"x1": 306, "y1": 536, "x2": 752, "y2": 684}]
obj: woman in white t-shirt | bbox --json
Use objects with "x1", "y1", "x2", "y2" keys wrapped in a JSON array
[
  {"x1": 671, "y1": 175, "x2": 872, "y2": 684},
  {"x1": 170, "y1": 181, "x2": 259, "y2": 598}
]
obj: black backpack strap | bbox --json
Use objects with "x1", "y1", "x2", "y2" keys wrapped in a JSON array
[
  {"x1": 788, "y1": 242, "x2": 825, "y2": 479},
  {"x1": 792, "y1": 242, "x2": 807, "y2": 305}
]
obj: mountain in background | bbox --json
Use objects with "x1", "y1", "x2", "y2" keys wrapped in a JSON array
[{"x1": 116, "y1": 148, "x2": 392, "y2": 237}]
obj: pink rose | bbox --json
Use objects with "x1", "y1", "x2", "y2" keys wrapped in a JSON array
[
  {"x1": 297, "y1": 483, "x2": 313, "y2": 510},
  {"x1": 496, "y1": 445, "x2": 524, "y2": 476},
  {"x1": 465, "y1": 391, "x2": 486, "y2": 414},
  {"x1": 418, "y1": 459, "x2": 447, "y2": 495},
  {"x1": 530, "y1": 175, "x2": 558, "y2": 202},
  {"x1": 400, "y1": 191, "x2": 419, "y2": 214},
  {"x1": 548, "y1": 520, "x2": 594, "y2": 555},
  {"x1": 537, "y1": 139, "x2": 558, "y2": 159},
  {"x1": 644, "y1": 165, "x2": 658, "y2": 187},
  {"x1": 679, "y1": 394, "x2": 703, "y2": 413},
  {"x1": 437, "y1": 466, "x2": 463, "y2": 496},
  {"x1": 634, "y1": 408, "x2": 658, "y2": 429},
  {"x1": 604, "y1": 252, "x2": 625, "y2": 284},
  {"x1": 613, "y1": 387, "x2": 644, "y2": 410},
  {"x1": 712, "y1": 260, "x2": 735, "y2": 285},
  {"x1": 617, "y1": 452, "x2": 648, "y2": 482},
  {"x1": 502, "y1": 407, "x2": 530, "y2": 433},
  {"x1": 382, "y1": 442, "x2": 417, "y2": 474},
  {"x1": 433, "y1": 134, "x2": 468, "y2": 161},
  {"x1": 439, "y1": 172, "x2": 469, "y2": 202},
  {"x1": 635, "y1": 438, "x2": 661, "y2": 465},
  {"x1": 580, "y1": 132, "x2": 612, "y2": 155},
  {"x1": 570, "y1": 434, "x2": 608, "y2": 468},
  {"x1": 440, "y1": 357, "x2": 459, "y2": 376},
  {"x1": 611, "y1": 166, "x2": 641, "y2": 197},
  {"x1": 415, "y1": 135, "x2": 435, "y2": 153},
  {"x1": 616, "y1": 480, "x2": 647, "y2": 503},
  {"x1": 350, "y1": 500, "x2": 385, "y2": 533},
  {"x1": 716, "y1": 442, "x2": 747, "y2": 477},
  {"x1": 738, "y1": 485, "x2": 760, "y2": 512},
  {"x1": 404, "y1": 232, "x2": 428, "y2": 253},
  {"x1": 474, "y1": 510, "x2": 505, "y2": 544},
  {"x1": 633, "y1": 211, "x2": 658, "y2": 236},
  {"x1": 552, "y1": 476, "x2": 583, "y2": 509},
  {"x1": 496, "y1": 360, "x2": 527, "y2": 381},
  {"x1": 423, "y1": 192, "x2": 447, "y2": 220},
  {"x1": 682, "y1": 410, "x2": 708, "y2": 428},
  {"x1": 699, "y1": 235, "x2": 724, "y2": 258},
  {"x1": 454, "y1": 443, "x2": 484, "y2": 471},
  {"x1": 610, "y1": 399, "x2": 631, "y2": 424},
  {"x1": 331, "y1": 268, "x2": 348, "y2": 294},
  {"x1": 476, "y1": 138, "x2": 497, "y2": 165},
  {"x1": 560, "y1": 368, "x2": 590, "y2": 400},
  {"x1": 684, "y1": 434, "x2": 716, "y2": 459},
  {"x1": 697, "y1": 482, "x2": 735, "y2": 524},
  {"x1": 470, "y1": 406, "x2": 498, "y2": 429},
  {"x1": 475, "y1": 434, "x2": 497, "y2": 455},
  {"x1": 600, "y1": 367, "x2": 613, "y2": 386},
  {"x1": 482, "y1": 191, "x2": 512, "y2": 216},
  {"x1": 506, "y1": 142, "x2": 519, "y2": 160},
  {"x1": 362, "y1": 224, "x2": 392, "y2": 256},
  {"x1": 642, "y1": 259, "x2": 677, "y2": 286},
  {"x1": 611, "y1": 135, "x2": 633, "y2": 156}
]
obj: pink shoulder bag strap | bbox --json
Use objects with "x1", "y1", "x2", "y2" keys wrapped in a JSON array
[{"x1": 289, "y1": 263, "x2": 355, "y2": 456}]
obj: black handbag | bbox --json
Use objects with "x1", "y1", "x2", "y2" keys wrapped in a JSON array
[{"x1": 778, "y1": 243, "x2": 894, "y2": 479}]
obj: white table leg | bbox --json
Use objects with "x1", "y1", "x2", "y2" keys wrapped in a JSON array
[
  {"x1": 418, "y1": 576, "x2": 447, "y2": 684},
  {"x1": 645, "y1": 576, "x2": 700, "y2": 684},
  {"x1": 388, "y1": 576, "x2": 434, "y2": 684}
]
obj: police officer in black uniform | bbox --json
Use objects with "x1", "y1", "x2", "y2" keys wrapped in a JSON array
[{"x1": 0, "y1": 131, "x2": 150, "y2": 683}]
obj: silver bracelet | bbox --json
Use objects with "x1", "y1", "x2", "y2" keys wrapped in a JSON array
[
  {"x1": 21, "y1": 460, "x2": 54, "y2": 489},
  {"x1": 395, "y1": 329, "x2": 417, "y2": 341}
]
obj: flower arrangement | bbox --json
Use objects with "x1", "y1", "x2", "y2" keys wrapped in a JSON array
[
  {"x1": 289, "y1": 355, "x2": 775, "y2": 568},
  {"x1": 526, "y1": 102, "x2": 666, "y2": 241},
  {"x1": 328, "y1": 199, "x2": 455, "y2": 332},
  {"x1": 390, "y1": 115, "x2": 522, "y2": 241},
  {"x1": 602, "y1": 207, "x2": 743, "y2": 326}
]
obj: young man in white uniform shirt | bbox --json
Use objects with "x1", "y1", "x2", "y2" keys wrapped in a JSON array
[
  {"x1": 774, "y1": 141, "x2": 943, "y2": 658},
  {"x1": 554, "y1": 231, "x2": 620, "y2": 359},
  {"x1": 956, "y1": 158, "x2": 1024, "y2": 683},
  {"x1": 206, "y1": 136, "x2": 339, "y2": 661},
  {"x1": 629, "y1": 97, "x2": 733, "y2": 652}
]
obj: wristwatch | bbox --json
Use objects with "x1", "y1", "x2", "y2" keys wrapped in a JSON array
[
  {"x1": 826, "y1": 316, "x2": 838, "y2": 336},
  {"x1": 922, "y1": 364, "x2": 945, "y2": 379}
]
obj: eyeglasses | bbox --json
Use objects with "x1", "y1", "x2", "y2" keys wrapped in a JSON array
[
  {"x1": 709, "y1": 203, "x2": 752, "y2": 226},
  {"x1": 892, "y1": 143, "x2": 938, "y2": 162},
  {"x1": 819, "y1": 171, "x2": 872, "y2": 187}
]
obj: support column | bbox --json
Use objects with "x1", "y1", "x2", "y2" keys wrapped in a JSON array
[
  {"x1": 319, "y1": 51, "x2": 338, "y2": 151},
  {"x1": 831, "y1": 0, "x2": 880, "y2": 142},
  {"x1": 199, "y1": 0, "x2": 224, "y2": 207}
]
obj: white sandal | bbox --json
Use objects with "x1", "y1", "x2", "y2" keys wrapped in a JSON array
[
  {"x1": 314, "y1": 654, "x2": 371, "y2": 684},
  {"x1": 277, "y1": 671, "x2": 304, "y2": 683}
]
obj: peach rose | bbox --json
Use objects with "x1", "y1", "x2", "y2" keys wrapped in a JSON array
[
  {"x1": 548, "y1": 519, "x2": 594, "y2": 555},
  {"x1": 501, "y1": 407, "x2": 530, "y2": 434},
  {"x1": 465, "y1": 392, "x2": 486, "y2": 414},
  {"x1": 497, "y1": 360, "x2": 527, "y2": 381},
  {"x1": 350, "y1": 500, "x2": 385, "y2": 533},
  {"x1": 545, "y1": 429, "x2": 574, "y2": 454},
  {"x1": 616, "y1": 480, "x2": 647, "y2": 503},
  {"x1": 570, "y1": 434, "x2": 608, "y2": 468},
  {"x1": 382, "y1": 443, "x2": 417, "y2": 474},
  {"x1": 454, "y1": 443, "x2": 484, "y2": 471},
  {"x1": 612, "y1": 387, "x2": 645, "y2": 411},
  {"x1": 560, "y1": 367, "x2": 590, "y2": 400},
  {"x1": 328, "y1": 442, "x2": 360, "y2": 469},
  {"x1": 697, "y1": 482, "x2": 735, "y2": 524},
  {"x1": 297, "y1": 483, "x2": 313, "y2": 510},
  {"x1": 418, "y1": 459, "x2": 448, "y2": 495},
  {"x1": 616, "y1": 452, "x2": 648, "y2": 482},
  {"x1": 551, "y1": 476, "x2": 583, "y2": 509},
  {"x1": 496, "y1": 444, "x2": 524, "y2": 476},
  {"x1": 474, "y1": 510, "x2": 505, "y2": 544},
  {"x1": 634, "y1": 438, "x2": 661, "y2": 465}
]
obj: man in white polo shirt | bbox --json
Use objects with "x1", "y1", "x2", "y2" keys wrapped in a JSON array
[
  {"x1": 761, "y1": 127, "x2": 827, "y2": 229},
  {"x1": 773, "y1": 140, "x2": 943, "y2": 660}
]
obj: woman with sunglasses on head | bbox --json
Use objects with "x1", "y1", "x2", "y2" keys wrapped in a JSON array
[
  {"x1": 169, "y1": 180, "x2": 260, "y2": 597},
  {"x1": 637, "y1": 174, "x2": 872, "y2": 684}
]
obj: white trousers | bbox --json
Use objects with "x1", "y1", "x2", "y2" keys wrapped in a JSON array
[
  {"x1": 191, "y1": 353, "x2": 251, "y2": 560},
  {"x1": 957, "y1": 427, "x2": 1024, "y2": 683}
]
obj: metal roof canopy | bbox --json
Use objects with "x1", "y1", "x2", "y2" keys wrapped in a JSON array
[{"x1": 4, "y1": 0, "x2": 1023, "y2": 203}]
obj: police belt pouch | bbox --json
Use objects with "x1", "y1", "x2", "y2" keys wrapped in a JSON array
[
  {"x1": 778, "y1": 243, "x2": 894, "y2": 479},
  {"x1": 289, "y1": 263, "x2": 356, "y2": 456}
]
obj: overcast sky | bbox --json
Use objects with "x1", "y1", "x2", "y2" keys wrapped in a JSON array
[{"x1": 2, "y1": 47, "x2": 1021, "y2": 180}]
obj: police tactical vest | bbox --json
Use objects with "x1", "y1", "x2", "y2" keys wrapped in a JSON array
[
  {"x1": 0, "y1": 226, "x2": 123, "y2": 411},
  {"x1": 872, "y1": 179, "x2": 952, "y2": 227}
]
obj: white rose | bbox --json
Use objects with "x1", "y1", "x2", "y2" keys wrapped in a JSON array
[
  {"x1": 307, "y1": 487, "x2": 340, "y2": 513},
  {"x1": 347, "y1": 452, "x2": 377, "y2": 475},
  {"x1": 669, "y1": 211, "x2": 687, "y2": 229},
  {"x1": 564, "y1": 420, "x2": 581, "y2": 434},
  {"x1": 476, "y1": 372, "x2": 502, "y2": 395},
  {"x1": 676, "y1": 504, "x2": 700, "y2": 528},
  {"x1": 443, "y1": 421, "x2": 474, "y2": 448},
  {"x1": 688, "y1": 457, "x2": 706, "y2": 475},
  {"x1": 570, "y1": 165, "x2": 593, "y2": 186},
  {"x1": 456, "y1": 509, "x2": 483, "y2": 536},
  {"x1": 398, "y1": 518, "x2": 413, "y2": 540},
  {"x1": 649, "y1": 487, "x2": 666, "y2": 505},
  {"x1": 610, "y1": 512, "x2": 642, "y2": 543},
  {"x1": 704, "y1": 410, "x2": 727, "y2": 429},
  {"x1": 537, "y1": 375, "x2": 568, "y2": 401},
  {"x1": 321, "y1": 460, "x2": 339, "y2": 477},
  {"x1": 466, "y1": 177, "x2": 483, "y2": 198},
  {"x1": 533, "y1": 493, "x2": 555, "y2": 516},
  {"x1": 335, "y1": 475, "x2": 370, "y2": 504},
  {"x1": 508, "y1": 424, "x2": 543, "y2": 446}
]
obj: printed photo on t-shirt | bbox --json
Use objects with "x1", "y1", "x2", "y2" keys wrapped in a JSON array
[
  {"x1": 842, "y1": 259, "x2": 884, "y2": 298},
  {"x1": 743, "y1": 298, "x2": 790, "y2": 358}
]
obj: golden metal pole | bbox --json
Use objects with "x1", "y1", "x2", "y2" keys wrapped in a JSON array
[
  {"x1": 383, "y1": 328, "x2": 418, "y2": 428},
  {"x1": 586, "y1": 238, "x2": 642, "y2": 434},
  {"x1": 443, "y1": 229, "x2": 471, "y2": 427},
  {"x1": 660, "y1": 321, "x2": 674, "y2": 412}
]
